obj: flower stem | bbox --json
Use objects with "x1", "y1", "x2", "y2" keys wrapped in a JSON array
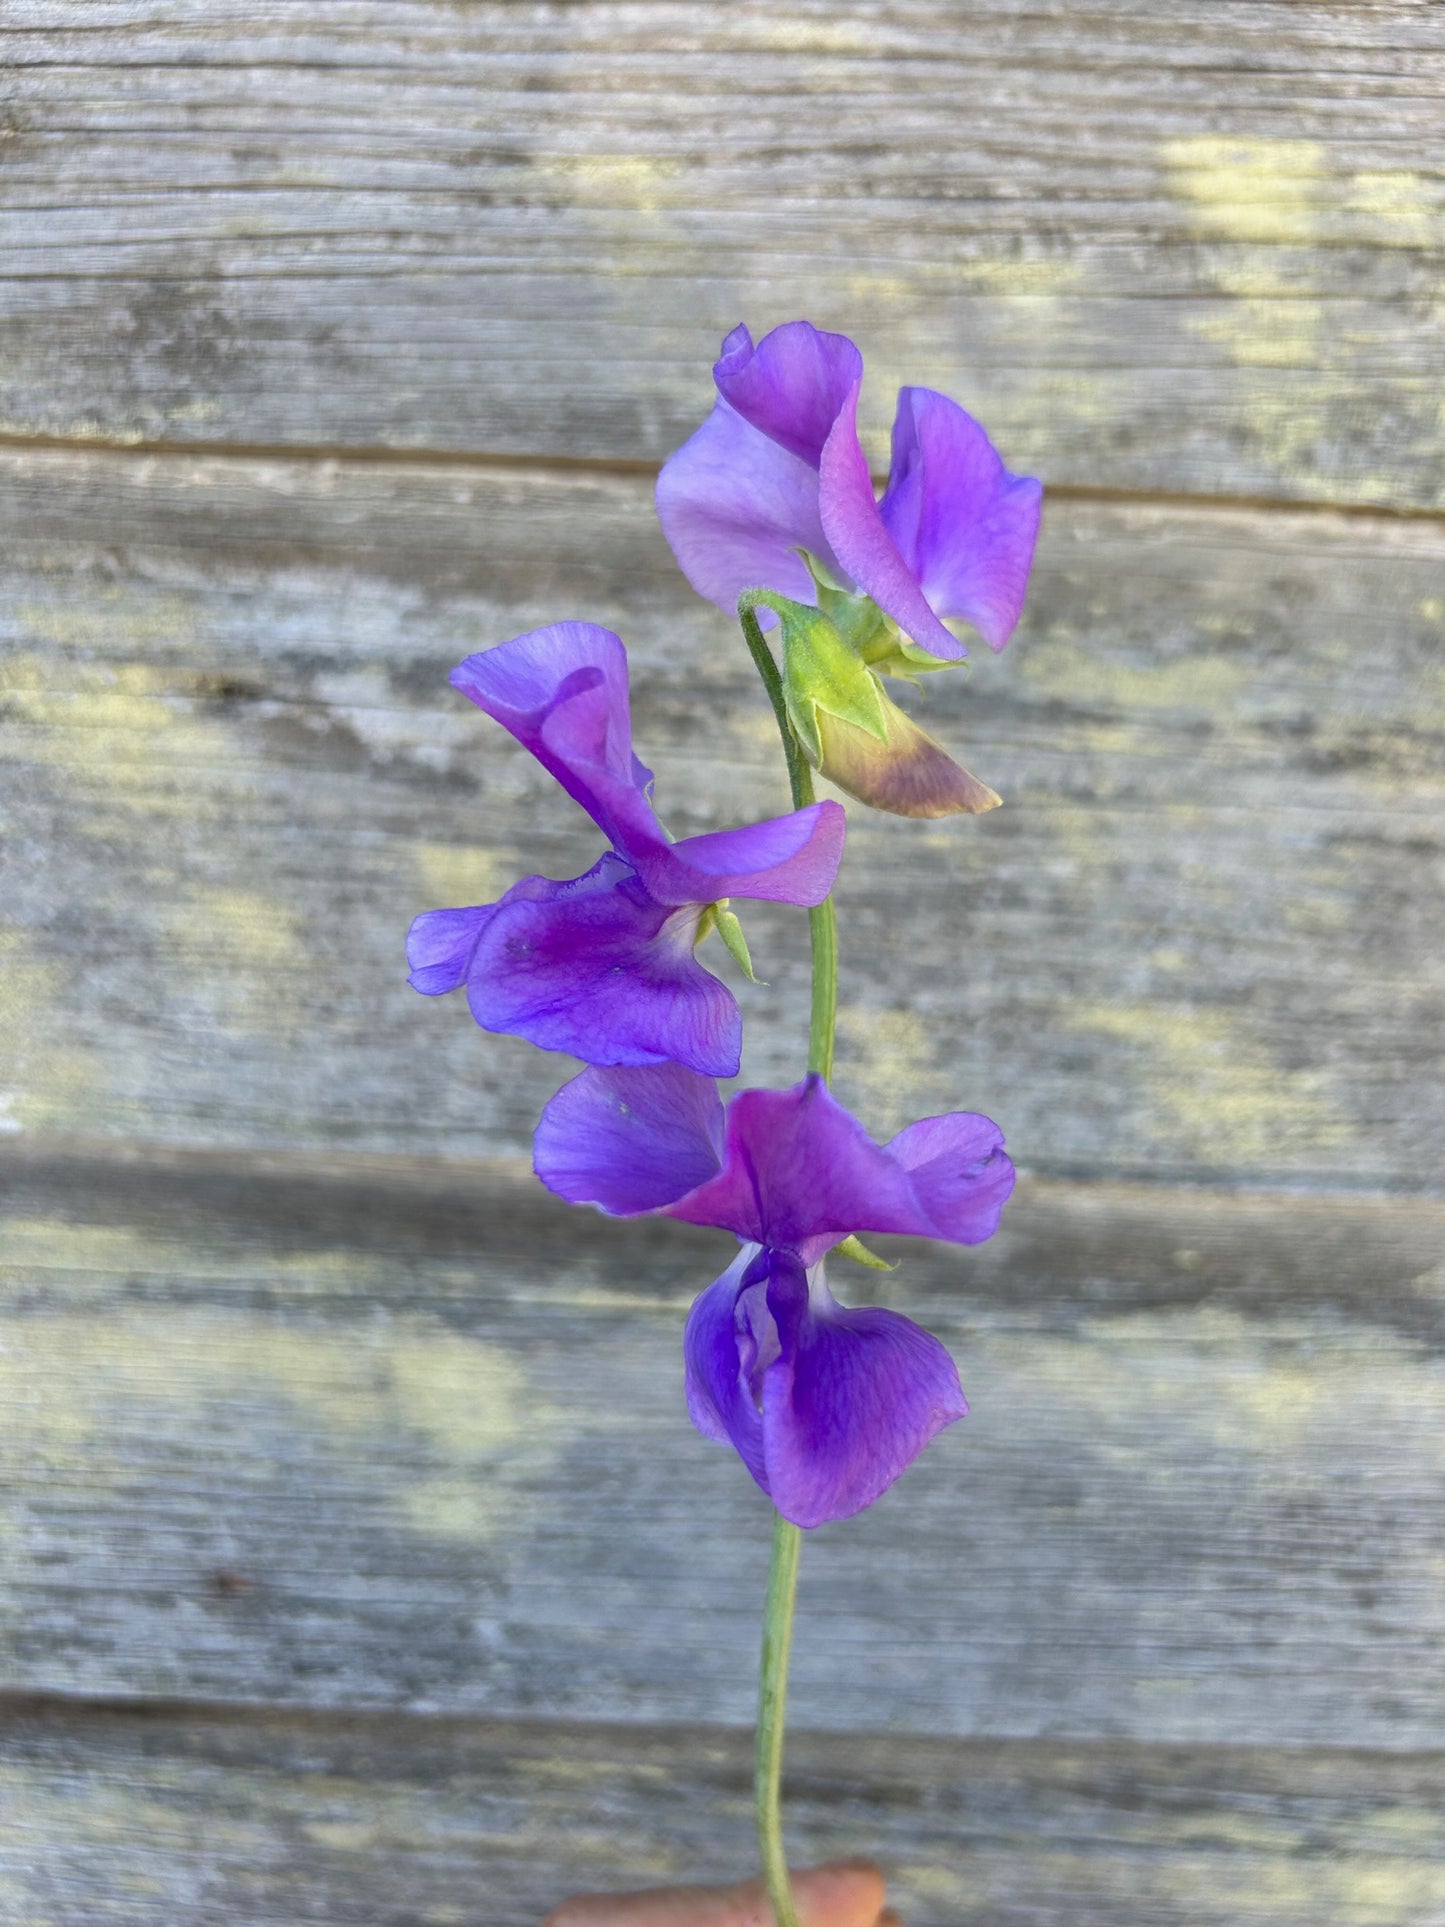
[
  {"x1": 738, "y1": 601, "x2": 837, "y2": 1081},
  {"x1": 739, "y1": 598, "x2": 843, "y2": 1924},
  {"x1": 755, "y1": 1507, "x2": 803, "y2": 1927}
]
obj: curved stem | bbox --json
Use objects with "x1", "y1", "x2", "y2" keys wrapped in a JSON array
[{"x1": 739, "y1": 599, "x2": 842, "y2": 1927}]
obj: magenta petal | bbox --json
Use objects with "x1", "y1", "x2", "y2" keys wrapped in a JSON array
[
  {"x1": 468, "y1": 856, "x2": 740, "y2": 1075},
  {"x1": 712, "y1": 320, "x2": 864, "y2": 468},
  {"x1": 762, "y1": 1264, "x2": 967, "y2": 1528},
  {"x1": 886, "y1": 1111, "x2": 1016, "y2": 1244},
  {"x1": 879, "y1": 388, "x2": 1042, "y2": 652},
  {"x1": 664, "y1": 1075, "x2": 922, "y2": 1250},
  {"x1": 449, "y1": 623, "x2": 661, "y2": 856},
  {"x1": 655, "y1": 398, "x2": 834, "y2": 620},
  {"x1": 406, "y1": 903, "x2": 501, "y2": 996},
  {"x1": 633, "y1": 799, "x2": 846, "y2": 908},
  {"x1": 534, "y1": 1061, "x2": 726, "y2": 1216},
  {"x1": 818, "y1": 382, "x2": 967, "y2": 663}
]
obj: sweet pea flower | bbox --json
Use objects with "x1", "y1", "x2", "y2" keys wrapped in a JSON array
[
  {"x1": 534, "y1": 1062, "x2": 1014, "y2": 1527},
  {"x1": 407, "y1": 623, "x2": 845, "y2": 1078},
  {"x1": 656, "y1": 320, "x2": 1042, "y2": 661}
]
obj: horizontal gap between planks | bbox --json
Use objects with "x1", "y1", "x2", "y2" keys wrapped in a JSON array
[
  {"x1": 3, "y1": 1687, "x2": 1442, "y2": 1782},
  {"x1": 0, "y1": 429, "x2": 1441, "y2": 526},
  {"x1": 5, "y1": 1130, "x2": 1444, "y2": 1216}
]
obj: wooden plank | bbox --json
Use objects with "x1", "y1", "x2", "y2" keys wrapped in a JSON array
[
  {"x1": 2, "y1": 2, "x2": 1442, "y2": 503},
  {"x1": 1, "y1": 1143, "x2": 1442, "y2": 1744},
  {"x1": 2, "y1": 448, "x2": 1442, "y2": 1190},
  {"x1": 2, "y1": 1702, "x2": 1443, "y2": 1927}
]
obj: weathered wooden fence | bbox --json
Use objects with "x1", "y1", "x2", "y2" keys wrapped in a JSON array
[{"x1": 1, "y1": 5, "x2": 1442, "y2": 1922}]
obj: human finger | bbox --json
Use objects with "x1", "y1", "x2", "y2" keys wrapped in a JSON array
[{"x1": 543, "y1": 1855, "x2": 890, "y2": 1927}]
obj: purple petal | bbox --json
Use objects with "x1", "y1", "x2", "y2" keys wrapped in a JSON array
[
  {"x1": 683, "y1": 1245, "x2": 771, "y2": 1492},
  {"x1": 684, "y1": 1248, "x2": 967, "y2": 1528},
  {"x1": 406, "y1": 903, "x2": 501, "y2": 996},
  {"x1": 762, "y1": 1262, "x2": 967, "y2": 1528},
  {"x1": 449, "y1": 623, "x2": 661, "y2": 856},
  {"x1": 468, "y1": 855, "x2": 741, "y2": 1075},
  {"x1": 667, "y1": 1075, "x2": 1015, "y2": 1257},
  {"x1": 878, "y1": 388, "x2": 1042, "y2": 652},
  {"x1": 886, "y1": 1111, "x2": 1016, "y2": 1244},
  {"x1": 632, "y1": 800, "x2": 846, "y2": 908},
  {"x1": 664, "y1": 1075, "x2": 923, "y2": 1251},
  {"x1": 654, "y1": 398, "x2": 835, "y2": 620},
  {"x1": 712, "y1": 320, "x2": 864, "y2": 469},
  {"x1": 534, "y1": 1060, "x2": 726, "y2": 1217},
  {"x1": 818, "y1": 381, "x2": 968, "y2": 663}
]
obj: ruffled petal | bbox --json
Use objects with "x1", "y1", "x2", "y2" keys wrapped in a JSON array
[
  {"x1": 665, "y1": 1075, "x2": 923, "y2": 1250},
  {"x1": 683, "y1": 1245, "x2": 771, "y2": 1491},
  {"x1": 878, "y1": 388, "x2": 1042, "y2": 652},
  {"x1": 712, "y1": 320, "x2": 863, "y2": 469},
  {"x1": 654, "y1": 398, "x2": 834, "y2": 620},
  {"x1": 406, "y1": 903, "x2": 502, "y2": 995},
  {"x1": 467, "y1": 855, "x2": 741, "y2": 1075},
  {"x1": 684, "y1": 1248, "x2": 968, "y2": 1528},
  {"x1": 632, "y1": 799, "x2": 846, "y2": 908},
  {"x1": 762, "y1": 1261, "x2": 967, "y2": 1528},
  {"x1": 886, "y1": 1110, "x2": 1016, "y2": 1244},
  {"x1": 817, "y1": 381, "x2": 968, "y2": 663},
  {"x1": 449, "y1": 623, "x2": 661, "y2": 857},
  {"x1": 536, "y1": 1067, "x2": 1015, "y2": 1257},
  {"x1": 534, "y1": 1060, "x2": 726, "y2": 1217}
]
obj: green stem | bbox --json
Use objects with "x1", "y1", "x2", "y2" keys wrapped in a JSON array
[
  {"x1": 738, "y1": 602, "x2": 837, "y2": 1081},
  {"x1": 755, "y1": 1507, "x2": 803, "y2": 1927},
  {"x1": 739, "y1": 599, "x2": 842, "y2": 1926}
]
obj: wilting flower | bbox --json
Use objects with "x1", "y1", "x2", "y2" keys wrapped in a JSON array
[
  {"x1": 534, "y1": 1061, "x2": 1014, "y2": 1526},
  {"x1": 407, "y1": 623, "x2": 845, "y2": 1078},
  {"x1": 656, "y1": 319, "x2": 1042, "y2": 662}
]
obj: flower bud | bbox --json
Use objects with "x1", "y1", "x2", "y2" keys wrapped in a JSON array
[{"x1": 755, "y1": 592, "x2": 1000, "y2": 819}]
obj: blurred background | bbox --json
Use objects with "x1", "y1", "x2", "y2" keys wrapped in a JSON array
[{"x1": 1, "y1": 4, "x2": 1442, "y2": 1922}]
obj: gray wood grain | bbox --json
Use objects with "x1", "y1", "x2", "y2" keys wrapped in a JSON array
[
  {"x1": 2, "y1": 448, "x2": 1441, "y2": 1189},
  {"x1": 2, "y1": 2, "x2": 1441, "y2": 504},
  {"x1": 3, "y1": 1699, "x2": 1444, "y2": 1927},
  {"x1": 2, "y1": 1140, "x2": 1442, "y2": 1746}
]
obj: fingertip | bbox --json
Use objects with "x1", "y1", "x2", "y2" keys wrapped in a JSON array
[{"x1": 792, "y1": 1857, "x2": 888, "y2": 1927}]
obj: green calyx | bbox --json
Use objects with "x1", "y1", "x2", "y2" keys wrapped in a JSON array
[
  {"x1": 743, "y1": 590, "x2": 889, "y2": 770},
  {"x1": 697, "y1": 899, "x2": 759, "y2": 983},
  {"x1": 802, "y1": 555, "x2": 958, "y2": 685},
  {"x1": 833, "y1": 1233, "x2": 896, "y2": 1271}
]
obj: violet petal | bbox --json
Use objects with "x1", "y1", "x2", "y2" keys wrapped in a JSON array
[
  {"x1": 654, "y1": 398, "x2": 835, "y2": 620},
  {"x1": 468, "y1": 855, "x2": 741, "y2": 1075},
  {"x1": 664, "y1": 1075, "x2": 924, "y2": 1250},
  {"x1": 449, "y1": 623, "x2": 661, "y2": 856},
  {"x1": 878, "y1": 388, "x2": 1043, "y2": 652},
  {"x1": 818, "y1": 381, "x2": 968, "y2": 662},
  {"x1": 683, "y1": 1245, "x2": 772, "y2": 1492},
  {"x1": 633, "y1": 799, "x2": 846, "y2": 909},
  {"x1": 406, "y1": 903, "x2": 502, "y2": 996},
  {"x1": 712, "y1": 319, "x2": 864, "y2": 468},
  {"x1": 761, "y1": 1262, "x2": 968, "y2": 1528},
  {"x1": 534, "y1": 1060, "x2": 726, "y2": 1217},
  {"x1": 886, "y1": 1110, "x2": 1017, "y2": 1245}
]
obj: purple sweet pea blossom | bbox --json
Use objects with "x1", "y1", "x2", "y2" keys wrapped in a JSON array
[
  {"x1": 407, "y1": 623, "x2": 846, "y2": 1078},
  {"x1": 656, "y1": 320, "x2": 1043, "y2": 660},
  {"x1": 534, "y1": 1062, "x2": 1014, "y2": 1527}
]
